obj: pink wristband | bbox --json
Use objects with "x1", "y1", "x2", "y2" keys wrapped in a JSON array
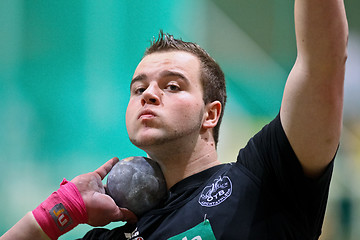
[{"x1": 32, "y1": 179, "x2": 88, "y2": 240}]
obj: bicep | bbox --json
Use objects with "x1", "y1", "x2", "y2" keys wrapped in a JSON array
[{"x1": 280, "y1": 59, "x2": 344, "y2": 177}]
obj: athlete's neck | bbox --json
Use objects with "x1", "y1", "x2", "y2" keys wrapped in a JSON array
[{"x1": 146, "y1": 139, "x2": 221, "y2": 189}]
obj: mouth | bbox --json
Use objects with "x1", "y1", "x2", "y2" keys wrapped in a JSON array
[{"x1": 138, "y1": 109, "x2": 157, "y2": 120}]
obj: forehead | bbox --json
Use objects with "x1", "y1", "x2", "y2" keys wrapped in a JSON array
[{"x1": 134, "y1": 51, "x2": 201, "y2": 79}]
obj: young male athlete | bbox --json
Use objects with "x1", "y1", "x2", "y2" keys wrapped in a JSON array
[{"x1": 1, "y1": 0, "x2": 348, "y2": 239}]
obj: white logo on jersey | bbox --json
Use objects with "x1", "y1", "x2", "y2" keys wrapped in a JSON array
[{"x1": 198, "y1": 175, "x2": 232, "y2": 207}]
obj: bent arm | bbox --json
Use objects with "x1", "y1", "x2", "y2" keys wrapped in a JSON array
[
  {"x1": 280, "y1": 0, "x2": 348, "y2": 177},
  {"x1": 0, "y1": 212, "x2": 50, "y2": 240},
  {"x1": 1, "y1": 157, "x2": 137, "y2": 240}
]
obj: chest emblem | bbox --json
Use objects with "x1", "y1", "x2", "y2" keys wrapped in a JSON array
[{"x1": 198, "y1": 175, "x2": 232, "y2": 207}]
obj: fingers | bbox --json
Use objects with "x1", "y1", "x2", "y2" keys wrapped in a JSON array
[
  {"x1": 94, "y1": 157, "x2": 119, "y2": 180},
  {"x1": 86, "y1": 193, "x2": 138, "y2": 226},
  {"x1": 117, "y1": 208, "x2": 138, "y2": 224},
  {"x1": 97, "y1": 194, "x2": 138, "y2": 223}
]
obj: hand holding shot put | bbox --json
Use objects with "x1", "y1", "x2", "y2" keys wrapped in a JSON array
[
  {"x1": 0, "y1": 157, "x2": 139, "y2": 240},
  {"x1": 70, "y1": 157, "x2": 138, "y2": 226}
]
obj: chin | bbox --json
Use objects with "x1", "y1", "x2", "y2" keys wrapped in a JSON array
[
  {"x1": 129, "y1": 135, "x2": 161, "y2": 148},
  {"x1": 129, "y1": 133, "x2": 174, "y2": 150}
]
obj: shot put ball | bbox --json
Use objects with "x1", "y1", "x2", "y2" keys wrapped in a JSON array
[{"x1": 106, "y1": 156, "x2": 167, "y2": 216}]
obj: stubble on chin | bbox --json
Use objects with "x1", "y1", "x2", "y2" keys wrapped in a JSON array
[
  {"x1": 129, "y1": 128, "x2": 183, "y2": 149},
  {"x1": 129, "y1": 122, "x2": 202, "y2": 150},
  {"x1": 129, "y1": 108, "x2": 205, "y2": 150}
]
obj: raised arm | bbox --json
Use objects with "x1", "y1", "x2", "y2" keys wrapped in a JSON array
[{"x1": 280, "y1": 0, "x2": 348, "y2": 177}]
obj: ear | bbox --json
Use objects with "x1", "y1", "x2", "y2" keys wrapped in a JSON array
[{"x1": 202, "y1": 101, "x2": 222, "y2": 129}]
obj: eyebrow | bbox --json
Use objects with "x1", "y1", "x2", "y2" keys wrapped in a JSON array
[
  {"x1": 130, "y1": 74, "x2": 146, "y2": 89},
  {"x1": 130, "y1": 70, "x2": 189, "y2": 89}
]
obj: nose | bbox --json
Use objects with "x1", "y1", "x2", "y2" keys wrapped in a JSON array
[{"x1": 141, "y1": 84, "x2": 161, "y2": 105}]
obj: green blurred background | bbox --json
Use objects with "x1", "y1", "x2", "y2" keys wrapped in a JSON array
[{"x1": 1, "y1": 0, "x2": 359, "y2": 239}]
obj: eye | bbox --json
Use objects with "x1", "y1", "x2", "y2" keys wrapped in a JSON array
[
  {"x1": 165, "y1": 83, "x2": 180, "y2": 92},
  {"x1": 133, "y1": 87, "x2": 146, "y2": 95}
]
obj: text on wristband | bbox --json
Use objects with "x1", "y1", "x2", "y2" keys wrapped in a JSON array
[{"x1": 49, "y1": 203, "x2": 73, "y2": 231}]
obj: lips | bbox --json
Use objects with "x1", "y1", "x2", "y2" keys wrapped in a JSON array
[{"x1": 138, "y1": 109, "x2": 157, "y2": 119}]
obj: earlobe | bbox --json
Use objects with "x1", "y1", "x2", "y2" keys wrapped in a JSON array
[{"x1": 203, "y1": 101, "x2": 222, "y2": 129}]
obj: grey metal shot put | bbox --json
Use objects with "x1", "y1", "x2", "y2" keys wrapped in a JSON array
[{"x1": 106, "y1": 156, "x2": 167, "y2": 216}]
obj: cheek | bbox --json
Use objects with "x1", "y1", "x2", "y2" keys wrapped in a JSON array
[
  {"x1": 172, "y1": 99, "x2": 204, "y2": 122},
  {"x1": 125, "y1": 102, "x2": 135, "y2": 129}
]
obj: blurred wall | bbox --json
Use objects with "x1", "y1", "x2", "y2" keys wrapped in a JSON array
[{"x1": 0, "y1": 0, "x2": 359, "y2": 239}]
